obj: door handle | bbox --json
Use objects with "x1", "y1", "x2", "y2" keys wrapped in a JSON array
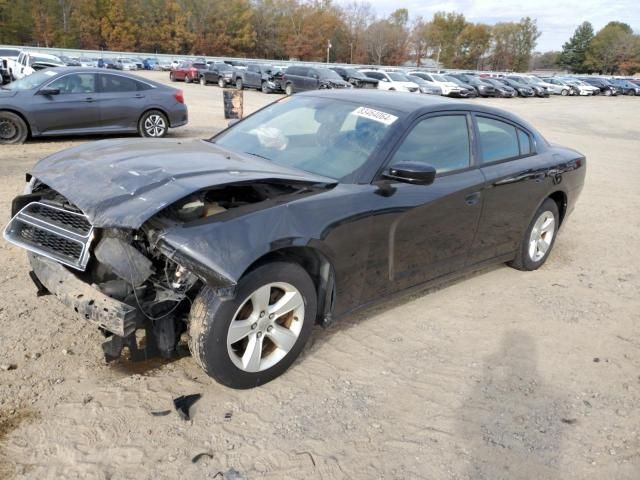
[
  {"x1": 134, "y1": 94, "x2": 145, "y2": 99},
  {"x1": 85, "y1": 97, "x2": 95, "y2": 102},
  {"x1": 465, "y1": 192, "x2": 481, "y2": 206}
]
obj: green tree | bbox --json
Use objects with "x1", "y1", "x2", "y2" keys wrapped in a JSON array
[
  {"x1": 585, "y1": 22, "x2": 634, "y2": 73},
  {"x1": 430, "y1": 11, "x2": 467, "y2": 66},
  {"x1": 558, "y1": 21, "x2": 594, "y2": 72},
  {"x1": 453, "y1": 23, "x2": 492, "y2": 69}
]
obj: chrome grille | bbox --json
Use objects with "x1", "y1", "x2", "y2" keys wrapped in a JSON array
[{"x1": 3, "y1": 201, "x2": 93, "y2": 271}]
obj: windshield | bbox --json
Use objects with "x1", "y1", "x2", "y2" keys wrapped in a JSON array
[
  {"x1": 212, "y1": 96, "x2": 398, "y2": 180},
  {"x1": 431, "y1": 74, "x2": 448, "y2": 82},
  {"x1": 318, "y1": 69, "x2": 343, "y2": 81},
  {"x1": 32, "y1": 56, "x2": 63, "y2": 66},
  {"x1": 3, "y1": 69, "x2": 59, "y2": 90},
  {"x1": 387, "y1": 72, "x2": 407, "y2": 82}
]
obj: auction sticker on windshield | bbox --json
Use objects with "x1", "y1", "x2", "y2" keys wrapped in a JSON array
[{"x1": 352, "y1": 107, "x2": 398, "y2": 125}]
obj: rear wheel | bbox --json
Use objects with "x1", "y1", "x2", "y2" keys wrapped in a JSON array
[
  {"x1": 185, "y1": 75, "x2": 192, "y2": 84},
  {"x1": 285, "y1": 83, "x2": 293, "y2": 96},
  {"x1": 188, "y1": 262, "x2": 317, "y2": 389},
  {"x1": 138, "y1": 110, "x2": 168, "y2": 138},
  {"x1": 236, "y1": 78, "x2": 243, "y2": 90},
  {"x1": 200, "y1": 76, "x2": 206, "y2": 86},
  {"x1": 509, "y1": 198, "x2": 559, "y2": 271},
  {"x1": 0, "y1": 111, "x2": 28, "y2": 145},
  {"x1": 169, "y1": 72, "x2": 176, "y2": 82}
]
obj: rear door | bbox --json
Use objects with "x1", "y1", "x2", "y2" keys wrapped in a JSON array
[
  {"x1": 29, "y1": 73, "x2": 102, "y2": 134},
  {"x1": 467, "y1": 114, "x2": 552, "y2": 264},
  {"x1": 97, "y1": 73, "x2": 151, "y2": 131}
]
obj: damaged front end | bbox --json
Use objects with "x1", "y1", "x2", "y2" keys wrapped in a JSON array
[{"x1": 4, "y1": 178, "x2": 328, "y2": 362}]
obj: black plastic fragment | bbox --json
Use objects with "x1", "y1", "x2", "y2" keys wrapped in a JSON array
[
  {"x1": 28, "y1": 270, "x2": 50, "y2": 297},
  {"x1": 192, "y1": 452, "x2": 214, "y2": 463},
  {"x1": 151, "y1": 410, "x2": 172, "y2": 417},
  {"x1": 173, "y1": 393, "x2": 202, "y2": 420}
]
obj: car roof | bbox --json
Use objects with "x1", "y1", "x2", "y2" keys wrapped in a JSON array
[{"x1": 296, "y1": 89, "x2": 537, "y2": 129}]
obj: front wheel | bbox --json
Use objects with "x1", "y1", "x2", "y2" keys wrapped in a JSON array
[
  {"x1": 218, "y1": 77, "x2": 225, "y2": 88},
  {"x1": 138, "y1": 110, "x2": 168, "y2": 138},
  {"x1": 0, "y1": 111, "x2": 29, "y2": 144},
  {"x1": 261, "y1": 81, "x2": 271, "y2": 94},
  {"x1": 509, "y1": 198, "x2": 559, "y2": 271},
  {"x1": 284, "y1": 83, "x2": 294, "y2": 96},
  {"x1": 235, "y1": 78, "x2": 243, "y2": 90},
  {"x1": 188, "y1": 262, "x2": 317, "y2": 389},
  {"x1": 185, "y1": 75, "x2": 192, "y2": 84},
  {"x1": 200, "y1": 76, "x2": 206, "y2": 86},
  {"x1": 560, "y1": 89, "x2": 568, "y2": 96}
]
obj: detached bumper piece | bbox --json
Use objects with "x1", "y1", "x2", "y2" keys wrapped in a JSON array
[
  {"x1": 28, "y1": 253, "x2": 139, "y2": 337},
  {"x1": 4, "y1": 201, "x2": 93, "y2": 271}
]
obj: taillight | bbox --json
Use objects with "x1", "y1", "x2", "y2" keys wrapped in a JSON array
[{"x1": 175, "y1": 90, "x2": 184, "y2": 104}]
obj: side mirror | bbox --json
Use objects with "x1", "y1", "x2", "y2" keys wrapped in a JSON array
[
  {"x1": 39, "y1": 88, "x2": 60, "y2": 96},
  {"x1": 383, "y1": 162, "x2": 436, "y2": 185}
]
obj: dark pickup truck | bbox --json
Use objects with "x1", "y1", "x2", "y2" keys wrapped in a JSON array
[
  {"x1": 233, "y1": 64, "x2": 284, "y2": 93},
  {"x1": 200, "y1": 62, "x2": 235, "y2": 87}
]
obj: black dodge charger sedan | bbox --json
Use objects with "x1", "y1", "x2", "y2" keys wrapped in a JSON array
[{"x1": 4, "y1": 90, "x2": 585, "y2": 388}]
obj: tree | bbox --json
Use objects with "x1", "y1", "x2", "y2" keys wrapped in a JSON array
[
  {"x1": 558, "y1": 22, "x2": 594, "y2": 72},
  {"x1": 101, "y1": 0, "x2": 139, "y2": 51},
  {"x1": 585, "y1": 22, "x2": 635, "y2": 73},
  {"x1": 530, "y1": 50, "x2": 560, "y2": 70},
  {"x1": 453, "y1": 23, "x2": 492, "y2": 69},
  {"x1": 430, "y1": 12, "x2": 467, "y2": 66},
  {"x1": 512, "y1": 17, "x2": 540, "y2": 71}
]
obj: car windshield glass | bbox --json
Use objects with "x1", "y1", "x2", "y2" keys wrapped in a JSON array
[
  {"x1": 432, "y1": 74, "x2": 447, "y2": 82},
  {"x1": 387, "y1": 72, "x2": 406, "y2": 82},
  {"x1": 193, "y1": 63, "x2": 207, "y2": 69},
  {"x1": 32, "y1": 56, "x2": 63, "y2": 65},
  {"x1": 0, "y1": 49, "x2": 20, "y2": 57},
  {"x1": 344, "y1": 68, "x2": 360, "y2": 77},
  {"x1": 318, "y1": 69, "x2": 343, "y2": 81},
  {"x1": 2, "y1": 69, "x2": 59, "y2": 90},
  {"x1": 212, "y1": 96, "x2": 398, "y2": 180},
  {"x1": 216, "y1": 64, "x2": 232, "y2": 71}
]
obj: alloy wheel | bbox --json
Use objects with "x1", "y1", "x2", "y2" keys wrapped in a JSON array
[
  {"x1": 144, "y1": 114, "x2": 166, "y2": 137},
  {"x1": 528, "y1": 211, "x2": 555, "y2": 262},
  {"x1": 226, "y1": 282, "x2": 305, "y2": 373}
]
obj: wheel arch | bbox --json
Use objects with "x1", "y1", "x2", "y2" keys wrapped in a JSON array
[
  {"x1": 548, "y1": 190, "x2": 567, "y2": 226},
  {"x1": 241, "y1": 246, "x2": 336, "y2": 325},
  {"x1": 138, "y1": 107, "x2": 170, "y2": 127}
]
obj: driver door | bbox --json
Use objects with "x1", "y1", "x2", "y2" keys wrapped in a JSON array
[
  {"x1": 362, "y1": 113, "x2": 485, "y2": 299},
  {"x1": 29, "y1": 73, "x2": 102, "y2": 134}
]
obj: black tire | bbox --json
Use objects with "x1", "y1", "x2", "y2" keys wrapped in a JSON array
[
  {"x1": 261, "y1": 81, "x2": 270, "y2": 94},
  {"x1": 560, "y1": 89, "x2": 568, "y2": 96},
  {"x1": 188, "y1": 262, "x2": 317, "y2": 389},
  {"x1": 235, "y1": 78, "x2": 243, "y2": 90},
  {"x1": 169, "y1": 72, "x2": 175, "y2": 82},
  {"x1": 509, "y1": 198, "x2": 559, "y2": 271},
  {"x1": 200, "y1": 76, "x2": 206, "y2": 86},
  {"x1": 185, "y1": 75, "x2": 192, "y2": 84},
  {"x1": 285, "y1": 83, "x2": 293, "y2": 96},
  {"x1": 138, "y1": 109, "x2": 169, "y2": 138},
  {"x1": 218, "y1": 77, "x2": 225, "y2": 88},
  {"x1": 604, "y1": 89, "x2": 611, "y2": 96},
  {"x1": 628, "y1": 90, "x2": 636, "y2": 96},
  {"x1": 0, "y1": 111, "x2": 29, "y2": 145}
]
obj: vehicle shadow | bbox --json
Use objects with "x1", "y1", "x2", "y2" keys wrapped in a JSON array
[
  {"x1": 455, "y1": 330, "x2": 566, "y2": 479},
  {"x1": 309, "y1": 263, "x2": 503, "y2": 348}
]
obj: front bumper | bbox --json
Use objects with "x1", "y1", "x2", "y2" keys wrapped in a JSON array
[{"x1": 28, "y1": 253, "x2": 139, "y2": 337}]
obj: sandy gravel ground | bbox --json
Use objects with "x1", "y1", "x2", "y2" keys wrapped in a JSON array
[{"x1": 0, "y1": 72, "x2": 639, "y2": 479}]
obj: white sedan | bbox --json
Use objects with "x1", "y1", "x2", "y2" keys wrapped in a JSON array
[{"x1": 359, "y1": 69, "x2": 419, "y2": 93}]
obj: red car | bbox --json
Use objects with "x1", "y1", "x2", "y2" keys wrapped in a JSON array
[{"x1": 169, "y1": 61, "x2": 206, "y2": 83}]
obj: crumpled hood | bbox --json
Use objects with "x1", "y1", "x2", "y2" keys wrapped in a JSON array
[{"x1": 30, "y1": 138, "x2": 335, "y2": 229}]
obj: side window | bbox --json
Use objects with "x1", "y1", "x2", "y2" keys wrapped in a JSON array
[
  {"x1": 47, "y1": 74, "x2": 96, "y2": 94},
  {"x1": 100, "y1": 74, "x2": 139, "y2": 93},
  {"x1": 391, "y1": 115, "x2": 471, "y2": 174},
  {"x1": 476, "y1": 116, "x2": 520, "y2": 163},
  {"x1": 517, "y1": 129, "x2": 532, "y2": 155}
]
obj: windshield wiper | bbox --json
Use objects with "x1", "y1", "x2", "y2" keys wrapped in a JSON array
[{"x1": 244, "y1": 151, "x2": 272, "y2": 161}]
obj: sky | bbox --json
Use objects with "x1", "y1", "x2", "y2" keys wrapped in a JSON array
[{"x1": 366, "y1": 0, "x2": 640, "y2": 51}]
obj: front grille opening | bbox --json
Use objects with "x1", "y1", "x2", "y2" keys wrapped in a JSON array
[
  {"x1": 19, "y1": 225, "x2": 83, "y2": 261},
  {"x1": 27, "y1": 203, "x2": 91, "y2": 235}
]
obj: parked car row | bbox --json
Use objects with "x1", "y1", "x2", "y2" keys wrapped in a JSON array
[{"x1": 171, "y1": 60, "x2": 640, "y2": 101}]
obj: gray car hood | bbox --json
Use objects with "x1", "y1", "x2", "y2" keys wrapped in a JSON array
[{"x1": 31, "y1": 138, "x2": 335, "y2": 229}]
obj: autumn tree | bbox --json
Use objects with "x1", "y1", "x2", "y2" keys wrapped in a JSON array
[
  {"x1": 453, "y1": 23, "x2": 492, "y2": 69},
  {"x1": 101, "y1": 0, "x2": 138, "y2": 51},
  {"x1": 585, "y1": 22, "x2": 635, "y2": 73}
]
